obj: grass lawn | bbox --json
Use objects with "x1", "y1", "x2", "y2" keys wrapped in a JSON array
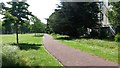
[
  {"x1": 52, "y1": 34, "x2": 119, "y2": 64},
  {"x1": 1, "y1": 34, "x2": 62, "y2": 66}
]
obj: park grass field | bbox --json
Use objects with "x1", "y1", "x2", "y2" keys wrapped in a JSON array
[
  {"x1": 52, "y1": 34, "x2": 119, "y2": 64},
  {"x1": 1, "y1": 34, "x2": 61, "y2": 66}
]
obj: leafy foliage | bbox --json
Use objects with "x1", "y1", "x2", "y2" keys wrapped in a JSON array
[
  {"x1": 2, "y1": 45, "x2": 26, "y2": 66},
  {"x1": 108, "y1": 2, "x2": 120, "y2": 33},
  {"x1": 0, "y1": 20, "x2": 2, "y2": 32},
  {"x1": 48, "y1": 2, "x2": 100, "y2": 37},
  {"x1": 114, "y1": 33, "x2": 120, "y2": 42},
  {"x1": 1, "y1": 2, "x2": 33, "y2": 44},
  {"x1": 108, "y1": 2, "x2": 120, "y2": 26},
  {"x1": 30, "y1": 16, "x2": 46, "y2": 33}
]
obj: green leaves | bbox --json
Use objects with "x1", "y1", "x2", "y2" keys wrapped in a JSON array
[
  {"x1": 1, "y1": 2, "x2": 33, "y2": 44},
  {"x1": 4, "y1": 11, "x2": 18, "y2": 20},
  {"x1": 1, "y1": 1, "x2": 33, "y2": 34},
  {"x1": 30, "y1": 16, "x2": 46, "y2": 33},
  {"x1": 114, "y1": 33, "x2": 120, "y2": 42},
  {"x1": 48, "y1": 2, "x2": 100, "y2": 37},
  {"x1": 108, "y1": 2, "x2": 120, "y2": 27}
]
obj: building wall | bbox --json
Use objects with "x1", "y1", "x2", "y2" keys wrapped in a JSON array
[{"x1": 102, "y1": 0, "x2": 109, "y2": 27}]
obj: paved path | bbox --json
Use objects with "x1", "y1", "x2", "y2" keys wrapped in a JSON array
[{"x1": 42, "y1": 34, "x2": 118, "y2": 67}]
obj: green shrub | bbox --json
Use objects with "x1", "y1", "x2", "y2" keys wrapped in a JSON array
[
  {"x1": 90, "y1": 29, "x2": 99, "y2": 38},
  {"x1": 2, "y1": 45, "x2": 19, "y2": 66},
  {"x1": 114, "y1": 33, "x2": 120, "y2": 42},
  {"x1": 99, "y1": 28, "x2": 108, "y2": 39},
  {"x1": 2, "y1": 45, "x2": 26, "y2": 66}
]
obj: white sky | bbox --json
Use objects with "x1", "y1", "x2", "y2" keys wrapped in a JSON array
[{"x1": 0, "y1": 0, "x2": 60, "y2": 24}]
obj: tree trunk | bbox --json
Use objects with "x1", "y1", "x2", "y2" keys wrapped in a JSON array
[{"x1": 16, "y1": 23, "x2": 19, "y2": 45}]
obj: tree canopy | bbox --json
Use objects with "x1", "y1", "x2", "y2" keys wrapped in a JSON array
[
  {"x1": 1, "y1": 2, "x2": 33, "y2": 44},
  {"x1": 48, "y1": 2, "x2": 101, "y2": 37},
  {"x1": 108, "y1": 2, "x2": 120, "y2": 33},
  {"x1": 30, "y1": 16, "x2": 46, "y2": 33}
]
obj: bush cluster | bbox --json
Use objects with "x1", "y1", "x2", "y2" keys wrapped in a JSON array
[
  {"x1": 114, "y1": 33, "x2": 120, "y2": 42},
  {"x1": 2, "y1": 45, "x2": 26, "y2": 66}
]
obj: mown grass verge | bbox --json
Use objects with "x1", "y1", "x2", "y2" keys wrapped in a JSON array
[
  {"x1": 51, "y1": 34, "x2": 119, "y2": 64},
  {"x1": 1, "y1": 34, "x2": 61, "y2": 67}
]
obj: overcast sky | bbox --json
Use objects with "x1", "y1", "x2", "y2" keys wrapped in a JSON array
[
  {"x1": 27, "y1": 0, "x2": 60, "y2": 24},
  {"x1": 0, "y1": 0, "x2": 60, "y2": 24}
]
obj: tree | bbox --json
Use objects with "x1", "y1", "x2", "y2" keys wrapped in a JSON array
[
  {"x1": 46, "y1": 18, "x2": 54, "y2": 34},
  {"x1": 19, "y1": 20, "x2": 31, "y2": 34},
  {"x1": 0, "y1": 20, "x2": 2, "y2": 33},
  {"x1": 30, "y1": 16, "x2": 46, "y2": 35},
  {"x1": 1, "y1": 2, "x2": 17, "y2": 34},
  {"x1": 2, "y1": 2, "x2": 33, "y2": 45},
  {"x1": 108, "y1": 2, "x2": 120, "y2": 33},
  {"x1": 48, "y1": 2, "x2": 100, "y2": 37},
  {"x1": 1, "y1": 10, "x2": 18, "y2": 34},
  {"x1": 2, "y1": 19, "x2": 13, "y2": 34}
]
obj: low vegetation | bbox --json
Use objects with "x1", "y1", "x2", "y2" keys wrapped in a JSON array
[
  {"x1": 2, "y1": 34, "x2": 61, "y2": 66},
  {"x1": 52, "y1": 34, "x2": 119, "y2": 63},
  {"x1": 115, "y1": 33, "x2": 120, "y2": 42}
]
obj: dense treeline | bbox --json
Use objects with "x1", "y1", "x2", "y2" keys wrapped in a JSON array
[
  {"x1": 0, "y1": 1, "x2": 120, "y2": 41},
  {"x1": 48, "y1": 2, "x2": 101, "y2": 38},
  {"x1": 47, "y1": 2, "x2": 120, "y2": 39},
  {"x1": 1, "y1": 17, "x2": 46, "y2": 34}
]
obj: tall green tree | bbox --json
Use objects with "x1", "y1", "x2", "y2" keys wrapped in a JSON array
[
  {"x1": 2, "y1": 2, "x2": 33, "y2": 45},
  {"x1": 48, "y1": 2, "x2": 100, "y2": 37}
]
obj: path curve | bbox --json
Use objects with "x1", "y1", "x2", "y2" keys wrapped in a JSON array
[{"x1": 42, "y1": 34, "x2": 118, "y2": 67}]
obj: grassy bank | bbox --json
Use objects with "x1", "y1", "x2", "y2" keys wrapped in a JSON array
[
  {"x1": 1, "y1": 34, "x2": 61, "y2": 66},
  {"x1": 52, "y1": 34, "x2": 119, "y2": 63}
]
